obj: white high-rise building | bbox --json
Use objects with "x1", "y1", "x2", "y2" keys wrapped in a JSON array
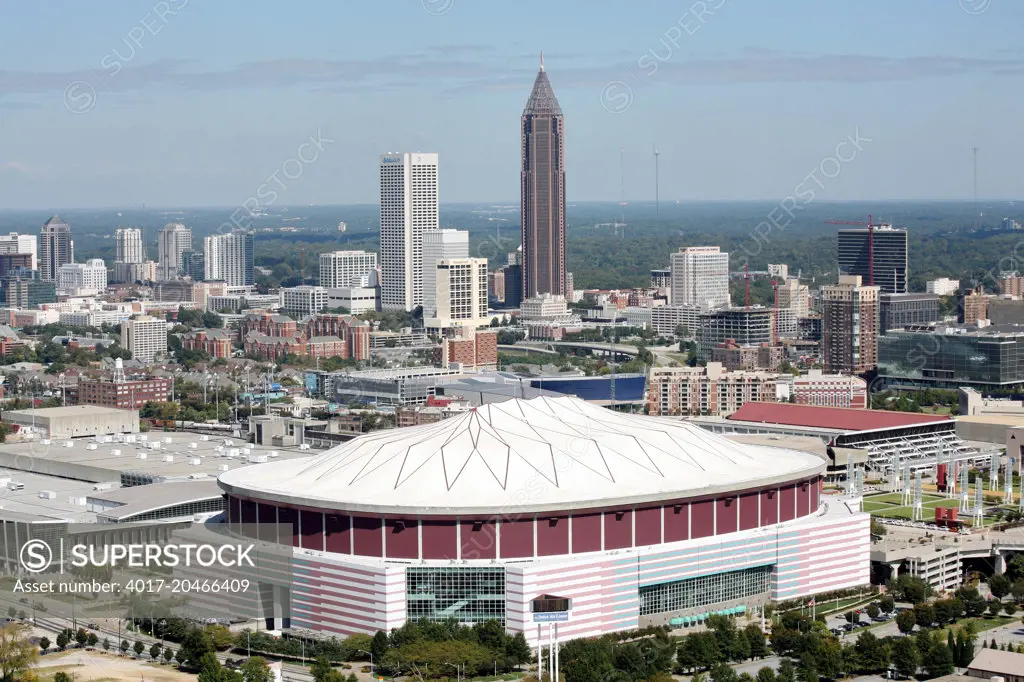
[
  {"x1": 670, "y1": 246, "x2": 730, "y2": 312},
  {"x1": 115, "y1": 227, "x2": 144, "y2": 264},
  {"x1": 158, "y1": 223, "x2": 192, "y2": 280},
  {"x1": 426, "y1": 257, "x2": 489, "y2": 331},
  {"x1": 379, "y1": 152, "x2": 439, "y2": 311},
  {"x1": 0, "y1": 232, "x2": 37, "y2": 269},
  {"x1": 319, "y1": 250, "x2": 378, "y2": 289},
  {"x1": 204, "y1": 231, "x2": 254, "y2": 287},
  {"x1": 280, "y1": 286, "x2": 328, "y2": 317},
  {"x1": 121, "y1": 315, "x2": 167, "y2": 363},
  {"x1": 56, "y1": 258, "x2": 107, "y2": 295},
  {"x1": 927, "y1": 277, "x2": 960, "y2": 296},
  {"x1": 422, "y1": 229, "x2": 469, "y2": 318}
]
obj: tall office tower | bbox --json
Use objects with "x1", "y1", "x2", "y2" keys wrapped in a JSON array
[
  {"x1": 121, "y1": 315, "x2": 168, "y2": 363},
  {"x1": 422, "y1": 229, "x2": 469, "y2": 318},
  {"x1": 837, "y1": 225, "x2": 908, "y2": 294},
  {"x1": 203, "y1": 230, "x2": 255, "y2": 287},
  {"x1": 521, "y1": 55, "x2": 566, "y2": 299},
  {"x1": 379, "y1": 152, "x2": 439, "y2": 311},
  {"x1": 0, "y1": 233, "x2": 38, "y2": 269},
  {"x1": 670, "y1": 246, "x2": 730, "y2": 312},
  {"x1": 115, "y1": 227, "x2": 144, "y2": 264},
  {"x1": 427, "y1": 257, "x2": 489, "y2": 330},
  {"x1": 182, "y1": 250, "x2": 205, "y2": 281},
  {"x1": 821, "y1": 275, "x2": 880, "y2": 374},
  {"x1": 319, "y1": 250, "x2": 379, "y2": 289},
  {"x1": 39, "y1": 215, "x2": 73, "y2": 282},
  {"x1": 157, "y1": 222, "x2": 192, "y2": 280}
]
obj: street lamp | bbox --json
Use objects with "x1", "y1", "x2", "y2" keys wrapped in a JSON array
[
  {"x1": 443, "y1": 662, "x2": 462, "y2": 682},
  {"x1": 356, "y1": 649, "x2": 373, "y2": 676}
]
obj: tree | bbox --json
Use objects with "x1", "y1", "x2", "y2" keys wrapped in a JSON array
[
  {"x1": 311, "y1": 655, "x2": 334, "y2": 682},
  {"x1": 710, "y1": 662, "x2": 739, "y2": 682},
  {"x1": 39, "y1": 636, "x2": 50, "y2": 653},
  {"x1": 102, "y1": 638, "x2": 110, "y2": 651},
  {"x1": 241, "y1": 656, "x2": 273, "y2": 682},
  {"x1": 1006, "y1": 602, "x2": 1019, "y2": 616},
  {"x1": 134, "y1": 640, "x2": 145, "y2": 656},
  {"x1": 844, "y1": 610, "x2": 857, "y2": 623},
  {"x1": 120, "y1": 639, "x2": 130, "y2": 654},
  {"x1": 990, "y1": 574, "x2": 1012, "y2": 600},
  {"x1": 0, "y1": 624, "x2": 40, "y2": 682},
  {"x1": 150, "y1": 643, "x2": 163, "y2": 660},
  {"x1": 54, "y1": 674, "x2": 71, "y2": 682},
  {"x1": 854, "y1": 631, "x2": 888, "y2": 674},
  {"x1": 56, "y1": 632, "x2": 69, "y2": 650},
  {"x1": 164, "y1": 647, "x2": 175, "y2": 663},
  {"x1": 879, "y1": 595, "x2": 896, "y2": 614},
  {"x1": 866, "y1": 603, "x2": 880, "y2": 620},
  {"x1": 1012, "y1": 578, "x2": 1024, "y2": 602},
  {"x1": 777, "y1": 658, "x2": 796, "y2": 682},
  {"x1": 744, "y1": 624, "x2": 768, "y2": 659},
  {"x1": 87, "y1": 633, "x2": 98, "y2": 647},
  {"x1": 5, "y1": 607, "x2": 14, "y2": 619},
  {"x1": 76, "y1": 628, "x2": 88, "y2": 647},
  {"x1": 756, "y1": 667, "x2": 777, "y2": 682},
  {"x1": 198, "y1": 652, "x2": 226, "y2": 682},
  {"x1": 914, "y1": 603, "x2": 935, "y2": 628},
  {"x1": 507, "y1": 632, "x2": 532, "y2": 668},
  {"x1": 796, "y1": 653, "x2": 818, "y2": 682},
  {"x1": 176, "y1": 648, "x2": 187, "y2": 666},
  {"x1": 180, "y1": 627, "x2": 215, "y2": 668},
  {"x1": 896, "y1": 609, "x2": 916, "y2": 634},
  {"x1": 370, "y1": 631, "x2": 388, "y2": 669},
  {"x1": 922, "y1": 643, "x2": 954, "y2": 678},
  {"x1": 891, "y1": 637, "x2": 920, "y2": 679}
]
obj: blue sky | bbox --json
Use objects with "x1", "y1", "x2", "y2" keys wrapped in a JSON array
[{"x1": 0, "y1": 0, "x2": 1021, "y2": 208}]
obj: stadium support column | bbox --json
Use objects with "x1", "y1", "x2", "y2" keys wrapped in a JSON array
[
  {"x1": 994, "y1": 550, "x2": 1007, "y2": 575},
  {"x1": 554, "y1": 623, "x2": 559, "y2": 682}
]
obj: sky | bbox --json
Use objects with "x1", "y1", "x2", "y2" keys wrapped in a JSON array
[{"x1": 0, "y1": 0, "x2": 1022, "y2": 209}]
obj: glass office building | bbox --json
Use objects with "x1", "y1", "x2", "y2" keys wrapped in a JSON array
[{"x1": 878, "y1": 325, "x2": 1024, "y2": 390}]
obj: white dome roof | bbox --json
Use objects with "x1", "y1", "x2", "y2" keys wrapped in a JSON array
[{"x1": 219, "y1": 396, "x2": 824, "y2": 515}]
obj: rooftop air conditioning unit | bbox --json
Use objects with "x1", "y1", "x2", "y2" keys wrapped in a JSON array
[
  {"x1": 200, "y1": 435, "x2": 210, "y2": 441},
  {"x1": 111, "y1": 449, "x2": 121, "y2": 456},
  {"x1": 163, "y1": 437, "x2": 172, "y2": 444},
  {"x1": 189, "y1": 443, "x2": 198, "y2": 449},
  {"x1": 139, "y1": 434, "x2": 148, "y2": 441},
  {"x1": 40, "y1": 439, "x2": 51, "y2": 445},
  {"x1": 86, "y1": 443, "x2": 97, "y2": 450},
  {"x1": 269, "y1": 451, "x2": 279, "y2": 458},
  {"x1": 39, "y1": 491, "x2": 56, "y2": 500},
  {"x1": 189, "y1": 457, "x2": 201, "y2": 466},
  {"x1": 69, "y1": 496, "x2": 87, "y2": 506},
  {"x1": 219, "y1": 465, "x2": 229, "y2": 472},
  {"x1": 163, "y1": 455, "x2": 174, "y2": 463},
  {"x1": 299, "y1": 443, "x2": 310, "y2": 450},
  {"x1": 136, "y1": 452, "x2": 147, "y2": 460}
]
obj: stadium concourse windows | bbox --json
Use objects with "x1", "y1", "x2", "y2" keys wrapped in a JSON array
[
  {"x1": 638, "y1": 565, "x2": 772, "y2": 616},
  {"x1": 406, "y1": 566, "x2": 506, "y2": 625}
]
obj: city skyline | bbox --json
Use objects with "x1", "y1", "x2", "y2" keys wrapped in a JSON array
[{"x1": 0, "y1": 1, "x2": 1022, "y2": 208}]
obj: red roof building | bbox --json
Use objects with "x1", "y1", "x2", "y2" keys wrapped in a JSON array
[{"x1": 728, "y1": 402, "x2": 950, "y2": 433}]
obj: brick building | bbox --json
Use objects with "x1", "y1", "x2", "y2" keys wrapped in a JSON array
[
  {"x1": 647, "y1": 363, "x2": 781, "y2": 417},
  {"x1": 180, "y1": 328, "x2": 235, "y2": 359},
  {"x1": 437, "y1": 329, "x2": 498, "y2": 369},
  {"x1": 77, "y1": 375, "x2": 172, "y2": 409}
]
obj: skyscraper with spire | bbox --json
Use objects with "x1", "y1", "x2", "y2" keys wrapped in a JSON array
[
  {"x1": 521, "y1": 52, "x2": 566, "y2": 299},
  {"x1": 39, "y1": 215, "x2": 73, "y2": 282}
]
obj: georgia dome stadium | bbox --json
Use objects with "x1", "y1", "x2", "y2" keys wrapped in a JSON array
[{"x1": 218, "y1": 396, "x2": 868, "y2": 643}]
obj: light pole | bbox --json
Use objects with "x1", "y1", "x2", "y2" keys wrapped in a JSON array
[
  {"x1": 443, "y1": 662, "x2": 460, "y2": 682},
  {"x1": 356, "y1": 649, "x2": 373, "y2": 677}
]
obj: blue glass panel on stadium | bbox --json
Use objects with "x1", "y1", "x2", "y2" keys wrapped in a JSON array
[{"x1": 528, "y1": 374, "x2": 646, "y2": 401}]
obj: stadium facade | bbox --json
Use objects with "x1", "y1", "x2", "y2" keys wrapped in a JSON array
[{"x1": 218, "y1": 397, "x2": 869, "y2": 643}]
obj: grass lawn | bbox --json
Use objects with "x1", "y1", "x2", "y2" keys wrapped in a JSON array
[{"x1": 936, "y1": 615, "x2": 1015, "y2": 639}]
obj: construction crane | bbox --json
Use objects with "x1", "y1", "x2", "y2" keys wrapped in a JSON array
[{"x1": 826, "y1": 214, "x2": 882, "y2": 286}]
